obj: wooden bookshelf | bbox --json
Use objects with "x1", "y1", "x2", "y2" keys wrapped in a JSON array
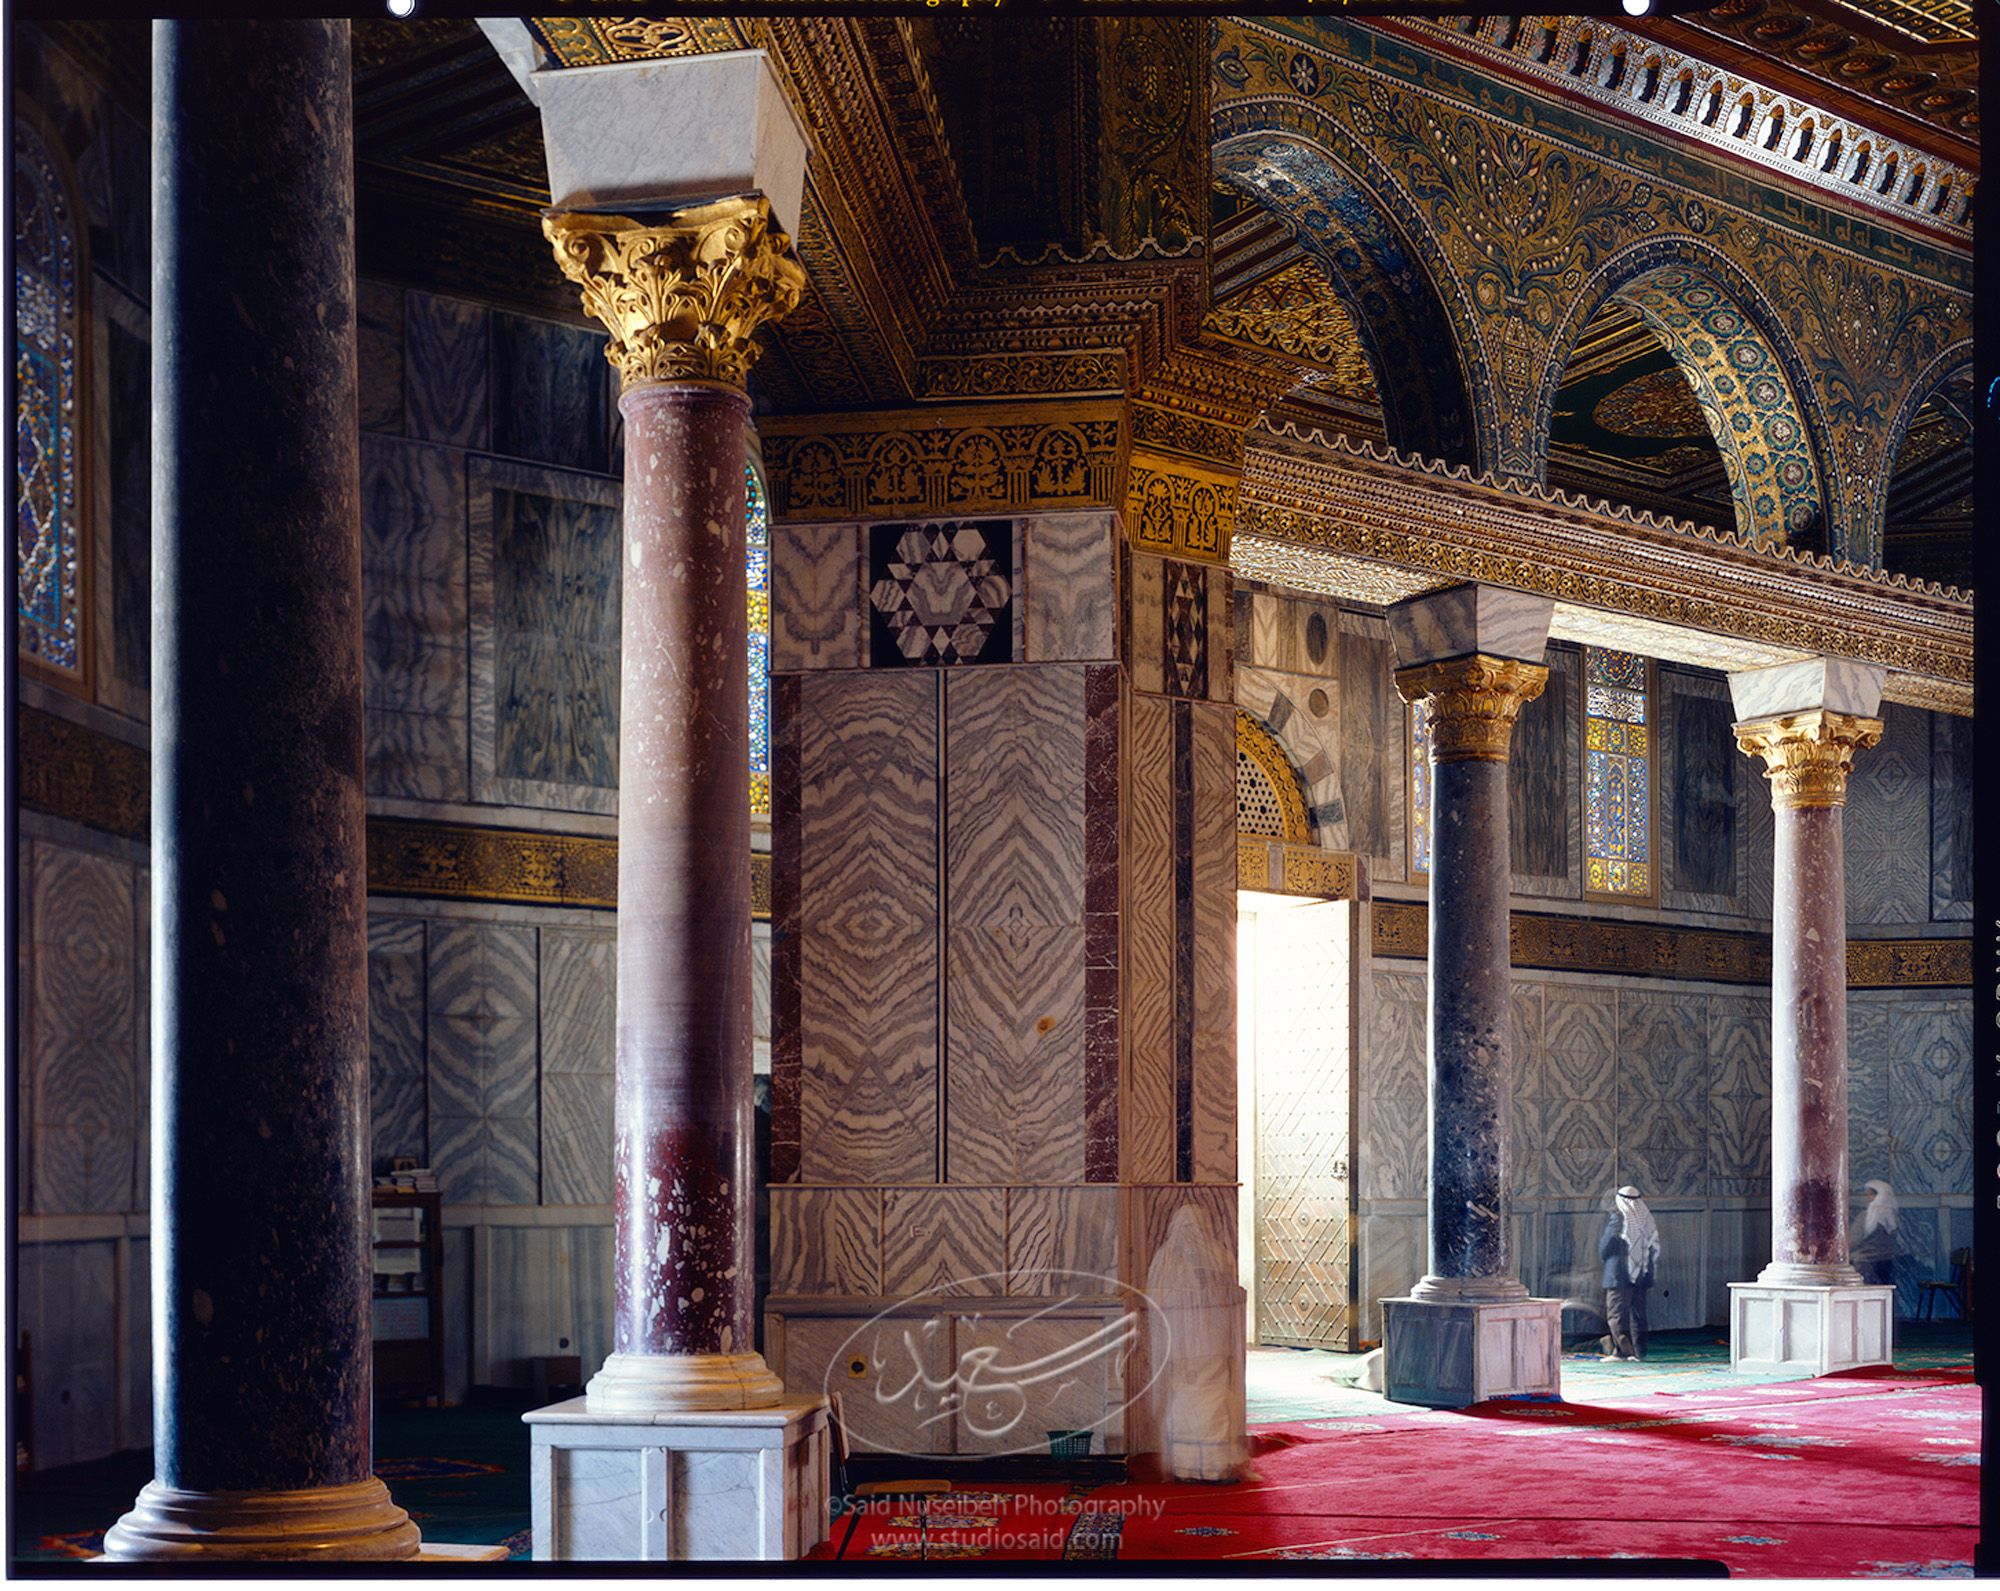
[{"x1": 371, "y1": 1186, "x2": 445, "y2": 1407}]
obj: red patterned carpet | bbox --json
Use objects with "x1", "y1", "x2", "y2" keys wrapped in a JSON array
[{"x1": 813, "y1": 1365, "x2": 1978, "y2": 1575}]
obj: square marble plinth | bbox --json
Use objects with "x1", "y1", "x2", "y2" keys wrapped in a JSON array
[
  {"x1": 523, "y1": 1396, "x2": 831, "y2": 1561},
  {"x1": 1729, "y1": 1282, "x2": 1894, "y2": 1376},
  {"x1": 1381, "y1": 1296, "x2": 1564, "y2": 1408}
]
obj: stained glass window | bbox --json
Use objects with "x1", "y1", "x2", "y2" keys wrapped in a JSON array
[
  {"x1": 1584, "y1": 647, "x2": 1652, "y2": 898},
  {"x1": 746, "y1": 456, "x2": 771, "y2": 816},
  {"x1": 15, "y1": 123, "x2": 82, "y2": 677},
  {"x1": 1409, "y1": 699, "x2": 1432, "y2": 880}
]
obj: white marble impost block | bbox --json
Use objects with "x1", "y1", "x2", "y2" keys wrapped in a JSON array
[
  {"x1": 1729, "y1": 1282, "x2": 1894, "y2": 1377},
  {"x1": 529, "y1": 50, "x2": 810, "y2": 232},
  {"x1": 524, "y1": 1396, "x2": 831, "y2": 1562},
  {"x1": 1726, "y1": 656, "x2": 1885, "y2": 723},
  {"x1": 1386, "y1": 583, "x2": 1556, "y2": 669},
  {"x1": 1380, "y1": 1296, "x2": 1563, "y2": 1409}
]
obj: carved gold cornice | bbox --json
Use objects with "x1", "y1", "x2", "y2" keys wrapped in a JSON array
[
  {"x1": 1733, "y1": 709, "x2": 1885, "y2": 811},
  {"x1": 1127, "y1": 451, "x2": 1237, "y2": 565},
  {"x1": 758, "y1": 400, "x2": 1126, "y2": 521},
  {"x1": 1240, "y1": 840, "x2": 1360, "y2": 900},
  {"x1": 543, "y1": 197, "x2": 806, "y2": 391},
  {"x1": 1373, "y1": 900, "x2": 1971, "y2": 989},
  {"x1": 19, "y1": 706, "x2": 147, "y2": 841},
  {"x1": 1237, "y1": 425, "x2": 1972, "y2": 714},
  {"x1": 1394, "y1": 656, "x2": 1549, "y2": 764}
]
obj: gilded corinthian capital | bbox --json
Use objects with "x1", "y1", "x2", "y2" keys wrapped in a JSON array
[
  {"x1": 1394, "y1": 655, "x2": 1549, "y2": 763},
  {"x1": 542, "y1": 196, "x2": 806, "y2": 391},
  {"x1": 1733, "y1": 709, "x2": 1883, "y2": 810}
]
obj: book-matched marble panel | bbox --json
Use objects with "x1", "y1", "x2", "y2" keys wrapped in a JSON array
[
  {"x1": 131, "y1": 868, "x2": 150, "y2": 1214},
  {"x1": 1082, "y1": 665, "x2": 1122, "y2": 1181},
  {"x1": 1359, "y1": 965, "x2": 1426, "y2": 1202},
  {"x1": 798, "y1": 671, "x2": 939, "y2": 1184},
  {"x1": 539, "y1": 928, "x2": 615, "y2": 1206},
  {"x1": 361, "y1": 436, "x2": 469, "y2": 801},
  {"x1": 489, "y1": 312, "x2": 612, "y2": 476},
  {"x1": 27, "y1": 842, "x2": 137, "y2": 1215},
  {"x1": 777, "y1": 1315, "x2": 951, "y2": 1456},
  {"x1": 946, "y1": 667, "x2": 1088, "y2": 1185},
  {"x1": 1507, "y1": 643, "x2": 1578, "y2": 898},
  {"x1": 1127, "y1": 552, "x2": 1165, "y2": 694},
  {"x1": 881, "y1": 1187, "x2": 1007, "y2": 1296},
  {"x1": 1844, "y1": 703, "x2": 1930, "y2": 927},
  {"x1": 769, "y1": 1187, "x2": 881, "y2": 1296},
  {"x1": 427, "y1": 923, "x2": 540, "y2": 1205},
  {"x1": 1660, "y1": 670, "x2": 1739, "y2": 912},
  {"x1": 1023, "y1": 513, "x2": 1117, "y2": 662},
  {"x1": 367, "y1": 916, "x2": 429, "y2": 1174},
  {"x1": 771, "y1": 523, "x2": 862, "y2": 672},
  {"x1": 404, "y1": 291, "x2": 490, "y2": 451},
  {"x1": 1189, "y1": 700, "x2": 1237, "y2": 1185},
  {"x1": 1124, "y1": 694, "x2": 1177, "y2": 1184},
  {"x1": 1008, "y1": 1185, "x2": 1119, "y2": 1295},
  {"x1": 1931, "y1": 712, "x2": 1973, "y2": 921},
  {"x1": 357, "y1": 279, "x2": 404, "y2": 434},
  {"x1": 1337, "y1": 614, "x2": 1406, "y2": 883}
]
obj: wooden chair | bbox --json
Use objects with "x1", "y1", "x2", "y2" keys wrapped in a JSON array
[{"x1": 1916, "y1": 1249, "x2": 1972, "y2": 1321}]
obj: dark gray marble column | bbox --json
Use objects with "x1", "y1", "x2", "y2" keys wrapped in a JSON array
[
  {"x1": 1395, "y1": 655, "x2": 1548, "y2": 1300},
  {"x1": 544, "y1": 201, "x2": 802, "y2": 1412},
  {"x1": 105, "y1": 20, "x2": 417, "y2": 1561},
  {"x1": 1735, "y1": 707, "x2": 1883, "y2": 1284}
]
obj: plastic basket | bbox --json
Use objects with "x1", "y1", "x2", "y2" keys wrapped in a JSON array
[{"x1": 1047, "y1": 1429, "x2": 1094, "y2": 1460}]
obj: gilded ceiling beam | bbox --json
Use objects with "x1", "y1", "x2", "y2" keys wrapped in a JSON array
[{"x1": 1235, "y1": 422, "x2": 1972, "y2": 714}]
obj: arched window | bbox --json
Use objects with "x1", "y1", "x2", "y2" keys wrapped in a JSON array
[
  {"x1": 746, "y1": 453, "x2": 771, "y2": 816},
  {"x1": 15, "y1": 120, "x2": 84, "y2": 680}
]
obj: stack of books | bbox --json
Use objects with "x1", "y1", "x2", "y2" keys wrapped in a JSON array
[{"x1": 373, "y1": 1166, "x2": 440, "y2": 1194}]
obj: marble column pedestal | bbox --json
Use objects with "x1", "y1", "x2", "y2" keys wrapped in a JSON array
[
  {"x1": 525, "y1": 1398, "x2": 830, "y2": 1561},
  {"x1": 1729, "y1": 1282, "x2": 1894, "y2": 1376},
  {"x1": 1381, "y1": 1296, "x2": 1564, "y2": 1407}
]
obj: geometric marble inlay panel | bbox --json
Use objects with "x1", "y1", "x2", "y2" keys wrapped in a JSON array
[{"x1": 427, "y1": 923, "x2": 540, "y2": 1205}]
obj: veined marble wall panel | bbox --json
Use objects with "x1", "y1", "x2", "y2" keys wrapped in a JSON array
[
  {"x1": 539, "y1": 928, "x2": 615, "y2": 1207},
  {"x1": 1858, "y1": 992, "x2": 1974, "y2": 1196},
  {"x1": 1614, "y1": 991, "x2": 1710, "y2": 1198},
  {"x1": 124, "y1": 1236, "x2": 151, "y2": 1448},
  {"x1": 367, "y1": 916, "x2": 429, "y2": 1174},
  {"x1": 1740, "y1": 743, "x2": 1776, "y2": 921},
  {"x1": 1507, "y1": 644, "x2": 1578, "y2": 899},
  {"x1": 480, "y1": 1224, "x2": 612, "y2": 1388},
  {"x1": 17, "y1": 1239, "x2": 120, "y2": 1470},
  {"x1": 26, "y1": 841, "x2": 137, "y2": 1215},
  {"x1": 404, "y1": 290, "x2": 490, "y2": 451},
  {"x1": 770, "y1": 1187, "x2": 881, "y2": 1295},
  {"x1": 1337, "y1": 613, "x2": 1405, "y2": 884},
  {"x1": 1189, "y1": 700, "x2": 1237, "y2": 1185},
  {"x1": 1533, "y1": 985, "x2": 1616, "y2": 1198},
  {"x1": 427, "y1": 923, "x2": 540, "y2": 1204},
  {"x1": 1358, "y1": 963, "x2": 1427, "y2": 1202},
  {"x1": 882, "y1": 1187, "x2": 1007, "y2": 1296},
  {"x1": 1023, "y1": 512, "x2": 1117, "y2": 662},
  {"x1": 132, "y1": 867, "x2": 150, "y2": 1214},
  {"x1": 468, "y1": 459, "x2": 623, "y2": 816},
  {"x1": 1659, "y1": 669, "x2": 1739, "y2": 913},
  {"x1": 946, "y1": 667, "x2": 1088, "y2": 1185},
  {"x1": 1125, "y1": 694, "x2": 1176, "y2": 1183},
  {"x1": 489, "y1": 311, "x2": 612, "y2": 476},
  {"x1": 1357, "y1": 1209, "x2": 1425, "y2": 1341},
  {"x1": 1008, "y1": 1185, "x2": 1119, "y2": 1295},
  {"x1": 952, "y1": 1315, "x2": 1124, "y2": 1455},
  {"x1": 361, "y1": 435, "x2": 468, "y2": 802},
  {"x1": 775, "y1": 1315, "x2": 951, "y2": 1456},
  {"x1": 1931, "y1": 712, "x2": 1973, "y2": 922},
  {"x1": 1127, "y1": 551, "x2": 1165, "y2": 695},
  {"x1": 357, "y1": 279, "x2": 404, "y2": 434},
  {"x1": 771, "y1": 523, "x2": 862, "y2": 672},
  {"x1": 798, "y1": 671, "x2": 939, "y2": 1184},
  {"x1": 1844, "y1": 703, "x2": 1930, "y2": 927},
  {"x1": 1708, "y1": 993, "x2": 1772, "y2": 1197}
]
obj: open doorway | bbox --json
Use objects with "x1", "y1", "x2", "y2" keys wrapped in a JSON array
[{"x1": 1236, "y1": 891, "x2": 1359, "y2": 1349}]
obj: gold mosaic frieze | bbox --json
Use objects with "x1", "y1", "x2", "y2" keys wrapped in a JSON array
[
  {"x1": 759, "y1": 401, "x2": 1125, "y2": 521},
  {"x1": 544, "y1": 199, "x2": 806, "y2": 392},
  {"x1": 1372, "y1": 900, "x2": 1970, "y2": 989},
  {"x1": 1125, "y1": 451, "x2": 1238, "y2": 565}
]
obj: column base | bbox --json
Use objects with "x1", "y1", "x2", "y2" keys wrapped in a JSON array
[
  {"x1": 586, "y1": 1350, "x2": 785, "y2": 1414},
  {"x1": 1729, "y1": 1281, "x2": 1894, "y2": 1376},
  {"x1": 101, "y1": 1478, "x2": 421, "y2": 1561},
  {"x1": 525, "y1": 1395, "x2": 831, "y2": 1560},
  {"x1": 1406, "y1": 1273, "x2": 1531, "y2": 1304},
  {"x1": 1381, "y1": 1294, "x2": 1563, "y2": 1409}
]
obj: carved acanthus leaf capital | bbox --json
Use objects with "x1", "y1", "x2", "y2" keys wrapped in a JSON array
[
  {"x1": 1733, "y1": 709, "x2": 1884, "y2": 810},
  {"x1": 542, "y1": 197, "x2": 806, "y2": 392},
  {"x1": 1394, "y1": 655, "x2": 1549, "y2": 763}
]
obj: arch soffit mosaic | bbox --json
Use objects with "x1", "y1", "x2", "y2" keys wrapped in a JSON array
[
  {"x1": 1538, "y1": 241, "x2": 1832, "y2": 554},
  {"x1": 1875, "y1": 342, "x2": 1973, "y2": 519},
  {"x1": 1209, "y1": 113, "x2": 1491, "y2": 475}
]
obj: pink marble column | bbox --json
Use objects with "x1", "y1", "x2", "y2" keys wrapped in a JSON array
[
  {"x1": 1736, "y1": 708, "x2": 1884, "y2": 1285},
  {"x1": 544, "y1": 201, "x2": 803, "y2": 1412}
]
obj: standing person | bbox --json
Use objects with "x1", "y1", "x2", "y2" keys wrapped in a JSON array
[
  {"x1": 1600, "y1": 1185, "x2": 1661, "y2": 1361},
  {"x1": 1849, "y1": 1180, "x2": 1900, "y2": 1289}
]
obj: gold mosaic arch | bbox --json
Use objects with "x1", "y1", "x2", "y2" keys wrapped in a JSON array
[{"x1": 1236, "y1": 710, "x2": 1313, "y2": 846}]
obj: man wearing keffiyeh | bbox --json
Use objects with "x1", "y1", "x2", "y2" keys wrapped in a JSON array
[{"x1": 1600, "y1": 1185, "x2": 1661, "y2": 1361}]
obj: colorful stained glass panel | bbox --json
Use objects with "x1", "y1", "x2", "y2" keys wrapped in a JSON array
[
  {"x1": 1583, "y1": 648, "x2": 1651, "y2": 897},
  {"x1": 15, "y1": 124, "x2": 81, "y2": 676},
  {"x1": 1410, "y1": 699, "x2": 1432, "y2": 879}
]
